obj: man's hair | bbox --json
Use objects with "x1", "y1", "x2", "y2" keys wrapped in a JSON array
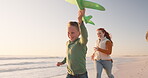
[{"x1": 68, "y1": 21, "x2": 79, "y2": 31}]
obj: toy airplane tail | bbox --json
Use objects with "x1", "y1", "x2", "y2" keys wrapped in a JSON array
[{"x1": 83, "y1": 15, "x2": 95, "y2": 25}]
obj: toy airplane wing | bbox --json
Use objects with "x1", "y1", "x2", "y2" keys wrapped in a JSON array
[
  {"x1": 65, "y1": 0, "x2": 77, "y2": 5},
  {"x1": 83, "y1": 1, "x2": 105, "y2": 11}
]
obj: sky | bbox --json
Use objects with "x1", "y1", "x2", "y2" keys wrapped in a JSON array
[{"x1": 0, "y1": 0, "x2": 148, "y2": 57}]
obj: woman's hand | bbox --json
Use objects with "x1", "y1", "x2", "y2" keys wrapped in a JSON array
[
  {"x1": 94, "y1": 47, "x2": 99, "y2": 52},
  {"x1": 91, "y1": 53, "x2": 95, "y2": 61}
]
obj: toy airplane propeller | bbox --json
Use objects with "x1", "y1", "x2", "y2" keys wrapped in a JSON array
[{"x1": 65, "y1": 0, "x2": 105, "y2": 25}]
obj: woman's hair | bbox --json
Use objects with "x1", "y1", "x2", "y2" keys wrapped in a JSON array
[
  {"x1": 97, "y1": 28, "x2": 113, "y2": 44},
  {"x1": 67, "y1": 21, "x2": 79, "y2": 31}
]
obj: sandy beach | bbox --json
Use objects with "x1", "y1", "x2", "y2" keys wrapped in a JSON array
[{"x1": 114, "y1": 55, "x2": 148, "y2": 78}]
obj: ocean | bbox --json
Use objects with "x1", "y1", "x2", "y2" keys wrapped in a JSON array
[{"x1": 0, "y1": 55, "x2": 134, "y2": 78}]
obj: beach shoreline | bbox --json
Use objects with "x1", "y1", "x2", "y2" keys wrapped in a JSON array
[{"x1": 0, "y1": 55, "x2": 148, "y2": 78}]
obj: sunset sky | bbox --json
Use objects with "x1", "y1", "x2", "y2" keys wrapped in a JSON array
[{"x1": 0, "y1": 0, "x2": 148, "y2": 56}]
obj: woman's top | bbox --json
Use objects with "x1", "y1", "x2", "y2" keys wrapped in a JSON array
[{"x1": 94, "y1": 37, "x2": 112, "y2": 60}]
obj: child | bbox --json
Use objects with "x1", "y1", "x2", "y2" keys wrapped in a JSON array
[{"x1": 56, "y1": 9, "x2": 88, "y2": 78}]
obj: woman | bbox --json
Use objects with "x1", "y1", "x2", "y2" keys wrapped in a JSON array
[{"x1": 91, "y1": 28, "x2": 114, "y2": 78}]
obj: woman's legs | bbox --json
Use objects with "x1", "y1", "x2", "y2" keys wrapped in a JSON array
[
  {"x1": 94, "y1": 60, "x2": 103, "y2": 78},
  {"x1": 102, "y1": 60, "x2": 114, "y2": 78}
]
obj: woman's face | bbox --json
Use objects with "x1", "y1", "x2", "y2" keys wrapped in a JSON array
[{"x1": 97, "y1": 30, "x2": 105, "y2": 39}]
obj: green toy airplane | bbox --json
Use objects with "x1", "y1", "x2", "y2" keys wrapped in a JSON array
[{"x1": 65, "y1": 0, "x2": 105, "y2": 25}]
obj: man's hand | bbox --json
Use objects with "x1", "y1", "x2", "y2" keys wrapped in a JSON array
[{"x1": 56, "y1": 62, "x2": 63, "y2": 66}]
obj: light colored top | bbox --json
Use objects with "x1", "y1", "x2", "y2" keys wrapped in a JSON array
[{"x1": 94, "y1": 37, "x2": 112, "y2": 60}]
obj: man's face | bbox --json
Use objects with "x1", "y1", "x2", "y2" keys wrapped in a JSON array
[{"x1": 68, "y1": 26, "x2": 80, "y2": 42}]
